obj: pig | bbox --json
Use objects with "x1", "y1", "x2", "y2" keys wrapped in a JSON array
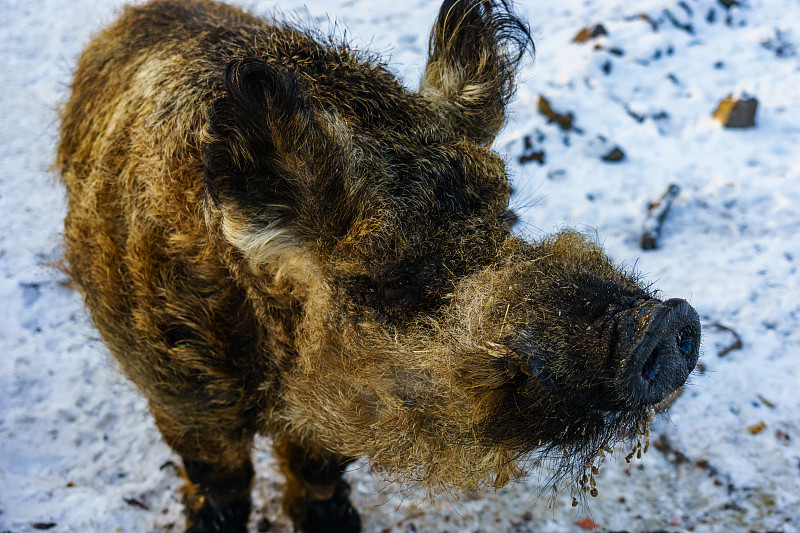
[{"x1": 56, "y1": 0, "x2": 701, "y2": 531}]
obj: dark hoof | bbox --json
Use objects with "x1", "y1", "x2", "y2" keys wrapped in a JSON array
[
  {"x1": 295, "y1": 480, "x2": 361, "y2": 533},
  {"x1": 185, "y1": 491, "x2": 251, "y2": 533},
  {"x1": 183, "y1": 459, "x2": 253, "y2": 533}
]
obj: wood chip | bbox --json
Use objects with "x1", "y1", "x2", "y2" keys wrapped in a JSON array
[{"x1": 713, "y1": 95, "x2": 758, "y2": 128}]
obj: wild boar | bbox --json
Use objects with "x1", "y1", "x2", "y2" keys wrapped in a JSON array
[{"x1": 56, "y1": 0, "x2": 701, "y2": 531}]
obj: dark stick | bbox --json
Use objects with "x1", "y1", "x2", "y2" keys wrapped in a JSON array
[{"x1": 641, "y1": 184, "x2": 680, "y2": 250}]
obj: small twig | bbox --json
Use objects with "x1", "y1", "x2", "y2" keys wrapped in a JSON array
[
  {"x1": 711, "y1": 323, "x2": 743, "y2": 356},
  {"x1": 626, "y1": 13, "x2": 660, "y2": 32},
  {"x1": 651, "y1": 434, "x2": 690, "y2": 465},
  {"x1": 663, "y1": 9, "x2": 694, "y2": 34},
  {"x1": 655, "y1": 386, "x2": 684, "y2": 412},
  {"x1": 124, "y1": 497, "x2": 151, "y2": 511},
  {"x1": 641, "y1": 184, "x2": 680, "y2": 250},
  {"x1": 498, "y1": 303, "x2": 511, "y2": 337}
]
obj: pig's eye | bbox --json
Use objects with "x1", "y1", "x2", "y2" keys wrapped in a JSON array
[{"x1": 382, "y1": 272, "x2": 417, "y2": 300}]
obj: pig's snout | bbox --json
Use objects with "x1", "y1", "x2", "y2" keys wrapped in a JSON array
[{"x1": 615, "y1": 298, "x2": 700, "y2": 407}]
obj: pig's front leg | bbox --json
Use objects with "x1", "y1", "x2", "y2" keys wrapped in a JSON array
[
  {"x1": 149, "y1": 403, "x2": 255, "y2": 532},
  {"x1": 274, "y1": 439, "x2": 361, "y2": 533}
]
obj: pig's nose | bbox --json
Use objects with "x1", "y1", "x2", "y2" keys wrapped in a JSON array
[{"x1": 614, "y1": 298, "x2": 700, "y2": 407}]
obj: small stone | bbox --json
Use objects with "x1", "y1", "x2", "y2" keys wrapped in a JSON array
[
  {"x1": 713, "y1": 95, "x2": 758, "y2": 128},
  {"x1": 747, "y1": 421, "x2": 767, "y2": 435},
  {"x1": 573, "y1": 24, "x2": 608, "y2": 43},
  {"x1": 601, "y1": 147, "x2": 625, "y2": 162}
]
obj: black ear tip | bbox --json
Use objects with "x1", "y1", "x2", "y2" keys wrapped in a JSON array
[
  {"x1": 437, "y1": 0, "x2": 485, "y2": 30},
  {"x1": 433, "y1": 0, "x2": 533, "y2": 59}
]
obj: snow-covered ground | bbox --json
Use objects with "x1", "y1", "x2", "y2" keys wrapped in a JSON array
[{"x1": 2, "y1": 0, "x2": 799, "y2": 531}]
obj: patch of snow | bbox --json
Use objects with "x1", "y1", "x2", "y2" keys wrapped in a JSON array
[{"x1": 1, "y1": 0, "x2": 798, "y2": 532}]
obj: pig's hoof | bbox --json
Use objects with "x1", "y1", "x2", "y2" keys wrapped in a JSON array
[
  {"x1": 295, "y1": 479, "x2": 361, "y2": 533},
  {"x1": 185, "y1": 496, "x2": 250, "y2": 533}
]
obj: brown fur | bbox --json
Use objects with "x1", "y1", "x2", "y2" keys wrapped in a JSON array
[{"x1": 57, "y1": 1, "x2": 697, "y2": 531}]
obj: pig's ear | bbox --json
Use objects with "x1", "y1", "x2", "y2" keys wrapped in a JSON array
[
  {"x1": 203, "y1": 60, "x2": 326, "y2": 261},
  {"x1": 420, "y1": 0, "x2": 533, "y2": 145},
  {"x1": 204, "y1": 59, "x2": 317, "y2": 208}
]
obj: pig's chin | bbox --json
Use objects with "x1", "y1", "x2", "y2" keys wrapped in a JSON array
[
  {"x1": 527, "y1": 400, "x2": 654, "y2": 495},
  {"x1": 487, "y1": 371, "x2": 654, "y2": 493}
]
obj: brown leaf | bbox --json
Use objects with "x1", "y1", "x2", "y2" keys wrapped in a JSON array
[
  {"x1": 573, "y1": 24, "x2": 608, "y2": 43},
  {"x1": 538, "y1": 96, "x2": 574, "y2": 131},
  {"x1": 576, "y1": 517, "x2": 601, "y2": 529}
]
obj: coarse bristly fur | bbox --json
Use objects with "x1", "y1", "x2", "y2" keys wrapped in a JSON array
[{"x1": 56, "y1": 1, "x2": 698, "y2": 532}]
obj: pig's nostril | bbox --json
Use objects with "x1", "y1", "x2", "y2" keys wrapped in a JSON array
[
  {"x1": 676, "y1": 327, "x2": 694, "y2": 356},
  {"x1": 640, "y1": 349, "x2": 661, "y2": 382}
]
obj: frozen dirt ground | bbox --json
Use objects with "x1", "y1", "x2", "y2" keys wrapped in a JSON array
[{"x1": 1, "y1": 0, "x2": 799, "y2": 531}]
